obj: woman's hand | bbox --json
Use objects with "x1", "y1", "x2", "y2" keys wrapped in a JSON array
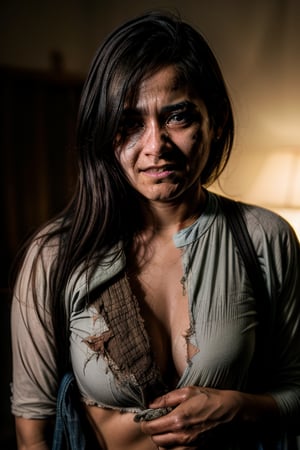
[
  {"x1": 139, "y1": 386, "x2": 279, "y2": 449},
  {"x1": 139, "y1": 386, "x2": 241, "y2": 448}
]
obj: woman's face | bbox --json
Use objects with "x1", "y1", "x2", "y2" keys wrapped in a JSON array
[{"x1": 114, "y1": 66, "x2": 214, "y2": 204}]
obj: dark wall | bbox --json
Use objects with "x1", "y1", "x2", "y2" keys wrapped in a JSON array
[{"x1": 0, "y1": 65, "x2": 83, "y2": 448}]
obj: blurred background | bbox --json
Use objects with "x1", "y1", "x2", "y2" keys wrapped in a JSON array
[{"x1": 1, "y1": 0, "x2": 299, "y2": 448}]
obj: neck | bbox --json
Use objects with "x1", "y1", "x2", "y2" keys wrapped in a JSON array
[{"x1": 139, "y1": 185, "x2": 207, "y2": 237}]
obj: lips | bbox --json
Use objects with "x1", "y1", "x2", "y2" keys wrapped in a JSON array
[
  {"x1": 140, "y1": 164, "x2": 177, "y2": 179},
  {"x1": 140, "y1": 164, "x2": 177, "y2": 173}
]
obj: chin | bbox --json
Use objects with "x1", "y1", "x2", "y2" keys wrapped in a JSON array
[{"x1": 143, "y1": 187, "x2": 183, "y2": 202}]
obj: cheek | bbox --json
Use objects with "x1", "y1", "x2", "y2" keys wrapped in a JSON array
[
  {"x1": 117, "y1": 128, "x2": 144, "y2": 154},
  {"x1": 115, "y1": 132, "x2": 143, "y2": 168},
  {"x1": 116, "y1": 146, "x2": 138, "y2": 180},
  {"x1": 178, "y1": 127, "x2": 207, "y2": 156},
  {"x1": 188, "y1": 128, "x2": 212, "y2": 170},
  {"x1": 192, "y1": 128, "x2": 203, "y2": 149}
]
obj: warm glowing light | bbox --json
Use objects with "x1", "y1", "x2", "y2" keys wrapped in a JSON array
[
  {"x1": 239, "y1": 147, "x2": 300, "y2": 240},
  {"x1": 245, "y1": 147, "x2": 300, "y2": 208}
]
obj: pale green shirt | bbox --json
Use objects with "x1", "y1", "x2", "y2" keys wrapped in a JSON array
[{"x1": 11, "y1": 192, "x2": 300, "y2": 447}]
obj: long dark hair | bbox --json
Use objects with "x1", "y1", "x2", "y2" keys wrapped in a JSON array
[{"x1": 14, "y1": 10, "x2": 234, "y2": 371}]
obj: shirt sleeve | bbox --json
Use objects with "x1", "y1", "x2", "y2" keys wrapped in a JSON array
[
  {"x1": 11, "y1": 236, "x2": 59, "y2": 419},
  {"x1": 246, "y1": 205, "x2": 300, "y2": 420}
]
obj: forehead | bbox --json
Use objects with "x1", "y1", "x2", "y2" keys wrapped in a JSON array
[
  {"x1": 140, "y1": 66, "x2": 188, "y2": 97},
  {"x1": 125, "y1": 66, "x2": 192, "y2": 109}
]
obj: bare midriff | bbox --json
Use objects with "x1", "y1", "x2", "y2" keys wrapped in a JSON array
[{"x1": 84, "y1": 404, "x2": 157, "y2": 450}]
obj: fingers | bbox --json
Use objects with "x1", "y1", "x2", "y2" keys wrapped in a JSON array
[
  {"x1": 140, "y1": 408, "x2": 177, "y2": 435},
  {"x1": 149, "y1": 386, "x2": 200, "y2": 408},
  {"x1": 140, "y1": 408, "x2": 213, "y2": 437},
  {"x1": 139, "y1": 386, "x2": 237, "y2": 449},
  {"x1": 143, "y1": 421, "x2": 211, "y2": 449}
]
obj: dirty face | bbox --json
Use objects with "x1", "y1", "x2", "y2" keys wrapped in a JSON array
[{"x1": 114, "y1": 66, "x2": 214, "y2": 204}]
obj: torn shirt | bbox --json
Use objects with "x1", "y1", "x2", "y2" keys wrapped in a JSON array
[{"x1": 11, "y1": 192, "x2": 300, "y2": 422}]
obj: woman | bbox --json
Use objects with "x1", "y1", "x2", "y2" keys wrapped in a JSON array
[{"x1": 11, "y1": 10, "x2": 300, "y2": 450}]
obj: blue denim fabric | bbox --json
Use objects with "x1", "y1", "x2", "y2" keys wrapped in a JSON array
[{"x1": 52, "y1": 372, "x2": 87, "y2": 450}]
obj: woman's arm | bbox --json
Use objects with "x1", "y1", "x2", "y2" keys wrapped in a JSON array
[
  {"x1": 15, "y1": 417, "x2": 54, "y2": 450},
  {"x1": 11, "y1": 236, "x2": 60, "y2": 434},
  {"x1": 139, "y1": 386, "x2": 280, "y2": 448}
]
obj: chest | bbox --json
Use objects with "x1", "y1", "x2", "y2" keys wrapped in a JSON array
[
  {"x1": 128, "y1": 243, "x2": 191, "y2": 383},
  {"x1": 71, "y1": 235, "x2": 259, "y2": 409}
]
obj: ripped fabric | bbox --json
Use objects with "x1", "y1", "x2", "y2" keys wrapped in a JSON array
[{"x1": 83, "y1": 270, "x2": 168, "y2": 408}]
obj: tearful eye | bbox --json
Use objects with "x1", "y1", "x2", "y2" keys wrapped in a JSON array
[{"x1": 166, "y1": 110, "x2": 196, "y2": 128}]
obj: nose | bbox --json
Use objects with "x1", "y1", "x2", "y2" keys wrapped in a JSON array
[{"x1": 144, "y1": 120, "x2": 168, "y2": 157}]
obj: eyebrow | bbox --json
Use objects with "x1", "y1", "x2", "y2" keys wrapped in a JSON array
[
  {"x1": 161, "y1": 100, "x2": 197, "y2": 114},
  {"x1": 122, "y1": 100, "x2": 197, "y2": 116}
]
